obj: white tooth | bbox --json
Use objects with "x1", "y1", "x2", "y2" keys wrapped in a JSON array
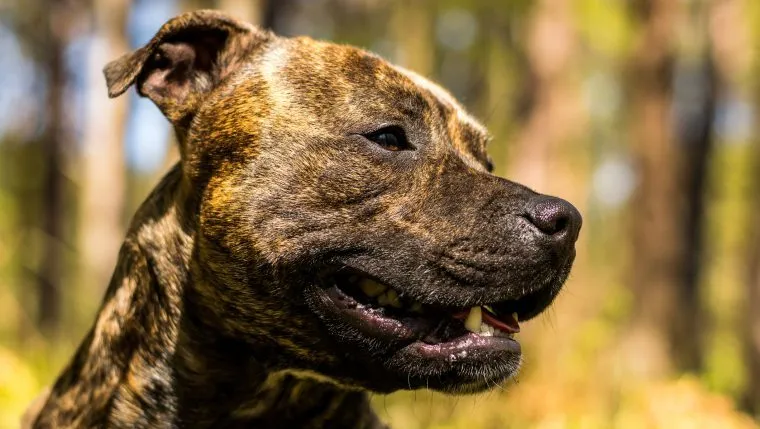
[
  {"x1": 377, "y1": 292, "x2": 390, "y2": 306},
  {"x1": 464, "y1": 306, "x2": 482, "y2": 333},
  {"x1": 479, "y1": 322, "x2": 495, "y2": 337},
  {"x1": 512, "y1": 312, "x2": 519, "y2": 322},
  {"x1": 410, "y1": 302, "x2": 423, "y2": 313},
  {"x1": 483, "y1": 305, "x2": 495, "y2": 314},
  {"x1": 360, "y1": 279, "x2": 387, "y2": 297},
  {"x1": 478, "y1": 322, "x2": 490, "y2": 336},
  {"x1": 386, "y1": 289, "x2": 402, "y2": 308}
]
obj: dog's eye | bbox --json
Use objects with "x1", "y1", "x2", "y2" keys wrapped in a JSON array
[{"x1": 364, "y1": 126, "x2": 411, "y2": 151}]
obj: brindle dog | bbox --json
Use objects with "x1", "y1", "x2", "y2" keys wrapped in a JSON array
[{"x1": 27, "y1": 10, "x2": 581, "y2": 429}]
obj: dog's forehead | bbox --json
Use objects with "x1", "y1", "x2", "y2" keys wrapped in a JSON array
[{"x1": 254, "y1": 37, "x2": 490, "y2": 162}]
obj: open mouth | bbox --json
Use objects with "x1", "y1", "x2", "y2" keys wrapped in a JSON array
[
  {"x1": 303, "y1": 259, "x2": 570, "y2": 393},
  {"x1": 313, "y1": 268, "x2": 557, "y2": 358}
]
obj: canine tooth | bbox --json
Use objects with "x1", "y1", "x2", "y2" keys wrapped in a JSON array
[
  {"x1": 360, "y1": 279, "x2": 387, "y2": 297},
  {"x1": 512, "y1": 312, "x2": 519, "y2": 322},
  {"x1": 410, "y1": 302, "x2": 423, "y2": 313},
  {"x1": 483, "y1": 305, "x2": 495, "y2": 314},
  {"x1": 464, "y1": 306, "x2": 482, "y2": 333},
  {"x1": 386, "y1": 289, "x2": 402, "y2": 308}
]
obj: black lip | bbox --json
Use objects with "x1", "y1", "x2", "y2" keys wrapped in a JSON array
[
  {"x1": 307, "y1": 282, "x2": 521, "y2": 359},
  {"x1": 318, "y1": 263, "x2": 568, "y2": 324},
  {"x1": 401, "y1": 332, "x2": 520, "y2": 359},
  {"x1": 309, "y1": 264, "x2": 560, "y2": 349},
  {"x1": 303, "y1": 265, "x2": 566, "y2": 392}
]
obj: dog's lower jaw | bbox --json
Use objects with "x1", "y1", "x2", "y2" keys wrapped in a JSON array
[
  {"x1": 172, "y1": 296, "x2": 387, "y2": 429},
  {"x1": 29, "y1": 165, "x2": 387, "y2": 429}
]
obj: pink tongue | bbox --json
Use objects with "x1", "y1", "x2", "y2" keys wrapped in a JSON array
[
  {"x1": 452, "y1": 308, "x2": 521, "y2": 334},
  {"x1": 482, "y1": 310, "x2": 520, "y2": 333}
]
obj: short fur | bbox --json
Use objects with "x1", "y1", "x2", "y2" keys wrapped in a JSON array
[{"x1": 28, "y1": 10, "x2": 581, "y2": 429}]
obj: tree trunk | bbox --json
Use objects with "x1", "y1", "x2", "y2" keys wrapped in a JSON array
[
  {"x1": 742, "y1": 86, "x2": 760, "y2": 417},
  {"x1": 625, "y1": 0, "x2": 717, "y2": 376},
  {"x1": 78, "y1": 0, "x2": 129, "y2": 311},
  {"x1": 672, "y1": 52, "x2": 716, "y2": 373},
  {"x1": 390, "y1": 0, "x2": 434, "y2": 78},
  {"x1": 262, "y1": 0, "x2": 294, "y2": 32},
  {"x1": 216, "y1": 0, "x2": 264, "y2": 24},
  {"x1": 624, "y1": 0, "x2": 680, "y2": 377},
  {"x1": 37, "y1": 1, "x2": 70, "y2": 338},
  {"x1": 507, "y1": 0, "x2": 585, "y2": 201}
]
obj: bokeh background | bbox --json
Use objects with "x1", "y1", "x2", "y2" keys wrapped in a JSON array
[{"x1": 1, "y1": 0, "x2": 759, "y2": 427}]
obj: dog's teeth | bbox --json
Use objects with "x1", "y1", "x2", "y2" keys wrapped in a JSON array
[
  {"x1": 410, "y1": 302, "x2": 423, "y2": 313},
  {"x1": 464, "y1": 306, "x2": 482, "y2": 333},
  {"x1": 479, "y1": 321, "x2": 494, "y2": 336},
  {"x1": 483, "y1": 305, "x2": 495, "y2": 314},
  {"x1": 386, "y1": 289, "x2": 402, "y2": 308},
  {"x1": 360, "y1": 279, "x2": 387, "y2": 297},
  {"x1": 376, "y1": 292, "x2": 390, "y2": 306},
  {"x1": 512, "y1": 312, "x2": 519, "y2": 322}
]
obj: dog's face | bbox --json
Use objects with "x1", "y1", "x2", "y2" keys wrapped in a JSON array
[{"x1": 107, "y1": 11, "x2": 581, "y2": 394}]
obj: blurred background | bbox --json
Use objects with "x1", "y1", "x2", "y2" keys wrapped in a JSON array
[{"x1": 0, "y1": 0, "x2": 759, "y2": 427}]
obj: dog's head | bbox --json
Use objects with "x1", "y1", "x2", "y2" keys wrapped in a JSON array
[{"x1": 107, "y1": 10, "x2": 581, "y2": 394}]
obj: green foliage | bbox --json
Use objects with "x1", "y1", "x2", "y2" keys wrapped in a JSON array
[
  {"x1": 2, "y1": 0, "x2": 759, "y2": 427},
  {"x1": 573, "y1": 0, "x2": 635, "y2": 59}
]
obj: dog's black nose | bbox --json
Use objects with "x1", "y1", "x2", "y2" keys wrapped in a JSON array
[{"x1": 525, "y1": 196, "x2": 582, "y2": 243}]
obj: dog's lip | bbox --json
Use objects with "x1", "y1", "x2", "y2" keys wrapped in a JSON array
[
  {"x1": 317, "y1": 265, "x2": 564, "y2": 324},
  {"x1": 309, "y1": 268, "x2": 535, "y2": 349},
  {"x1": 309, "y1": 282, "x2": 521, "y2": 355},
  {"x1": 399, "y1": 331, "x2": 520, "y2": 359}
]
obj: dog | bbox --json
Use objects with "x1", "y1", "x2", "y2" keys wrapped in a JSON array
[{"x1": 26, "y1": 10, "x2": 581, "y2": 429}]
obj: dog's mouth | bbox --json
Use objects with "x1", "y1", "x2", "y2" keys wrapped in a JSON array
[
  {"x1": 308, "y1": 266, "x2": 561, "y2": 390},
  {"x1": 322, "y1": 269, "x2": 524, "y2": 344}
]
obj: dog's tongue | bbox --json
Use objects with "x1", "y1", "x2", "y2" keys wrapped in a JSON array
[
  {"x1": 452, "y1": 306, "x2": 520, "y2": 333},
  {"x1": 482, "y1": 309, "x2": 520, "y2": 333}
]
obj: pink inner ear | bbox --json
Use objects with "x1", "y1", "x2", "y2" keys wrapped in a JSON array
[{"x1": 140, "y1": 29, "x2": 230, "y2": 101}]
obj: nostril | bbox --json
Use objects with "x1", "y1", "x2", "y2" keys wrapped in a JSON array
[
  {"x1": 552, "y1": 216, "x2": 568, "y2": 235},
  {"x1": 525, "y1": 196, "x2": 582, "y2": 239}
]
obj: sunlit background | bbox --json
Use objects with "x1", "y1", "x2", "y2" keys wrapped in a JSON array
[{"x1": 1, "y1": 0, "x2": 759, "y2": 427}]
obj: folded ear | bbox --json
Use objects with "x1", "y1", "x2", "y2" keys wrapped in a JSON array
[{"x1": 104, "y1": 10, "x2": 271, "y2": 125}]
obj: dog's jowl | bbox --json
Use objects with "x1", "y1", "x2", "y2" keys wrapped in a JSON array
[{"x1": 27, "y1": 10, "x2": 581, "y2": 429}]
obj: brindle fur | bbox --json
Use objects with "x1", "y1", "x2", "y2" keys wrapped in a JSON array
[{"x1": 28, "y1": 10, "x2": 580, "y2": 429}]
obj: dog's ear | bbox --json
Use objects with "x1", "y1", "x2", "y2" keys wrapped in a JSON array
[{"x1": 104, "y1": 10, "x2": 270, "y2": 125}]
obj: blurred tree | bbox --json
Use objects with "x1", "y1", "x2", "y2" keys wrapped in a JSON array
[
  {"x1": 182, "y1": 0, "x2": 214, "y2": 11},
  {"x1": 671, "y1": 3, "x2": 717, "y2": 373},
  {"x1": 391, "y1": 0, "x2": 434, "y2": 78},
  {"x1": 216, "y1": 0, "x2": 263, "y2": 24},
  {"x1": 78, "y1": 0, "x2": 129, "y2": 307},
  {"x1": 478, "y1": 1, "x2": 530, "y2": 173},
  {"x1": 37, "y1": 2, "x2": 69, "y2": 338},
  {"x1": 624, "y1": 0, "x2": 681, "y2": 376},
  {"x1": 507, "y1": 0, "x2": 587, "y2": 208},
  {"x1": 509, "y1": 0, "x2": 567, "y2": 189},
  {"x1": 626, "y1": 0, "x2": 717, "y2": 375},
  {"x1": 262, "y1": 0, "x2": 293, "y2": 31},
  {"x1": 27, "y1": 0, "x2": 89, "y2": 338},
  {"x1": 743, "y1": 109, "x2": 760, "y2": 415}
]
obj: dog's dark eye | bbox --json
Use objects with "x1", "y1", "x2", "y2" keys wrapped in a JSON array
[{"x1": 364, "y1": 126, "x2": 411, "y2": 151}]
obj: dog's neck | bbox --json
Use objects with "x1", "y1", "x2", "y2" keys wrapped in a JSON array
[{"x1": 31, "y1": 165, "x2": 385, "y2": 429}]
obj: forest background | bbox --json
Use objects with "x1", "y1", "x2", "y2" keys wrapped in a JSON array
[{"x1": 1, "y1": 0, "x2": 759, "y2": 427}]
